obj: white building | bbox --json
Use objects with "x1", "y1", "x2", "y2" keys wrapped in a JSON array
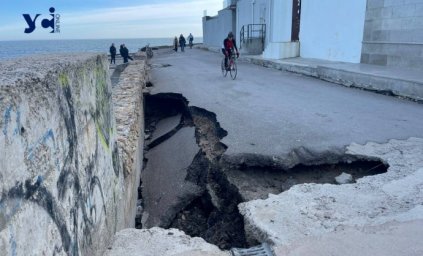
[{"x1": 203, "y1": 0, "x2": 423, "y2": 68}]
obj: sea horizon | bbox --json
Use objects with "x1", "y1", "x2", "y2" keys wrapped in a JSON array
[
  {"x1": 0, "y1": 37, "x2": 203, "y2": 60},
  {"x1": 0, "y1": 37, "x2": 189, "y2": 42}
]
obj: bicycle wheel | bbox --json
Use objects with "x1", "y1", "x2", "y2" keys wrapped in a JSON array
[
  {"x1": 230, "y1": 59, "x2": 237, "y2": 80},
  {"x1": 221, "y1": 58, "x2": 228, "y2": 77}
]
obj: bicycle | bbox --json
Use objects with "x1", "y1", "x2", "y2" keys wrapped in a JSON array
[{"x1": 221, "y1": 53, "x2": 237, "y2": 80}]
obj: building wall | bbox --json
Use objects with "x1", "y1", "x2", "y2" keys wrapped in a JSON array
[
  {"x1": 203, "y1": 9, "x2": 235, "y2": 50},
  {"x1": 236, "y1": 0, "x2": 270, "y2": 47},
  {"x1": 262, "y1": 0, "x2": 300, "y2": 59},
  {"x1": 224, "y1": 0, "x2": 237, "y2": 8},
  {"x1": 361, "y1": 0, "x2": 423, "y2": 68},
  {"x1": 0, "y1": 55, "x2": 144, "y2": 256},
  {"x1": 300, "y1": 0, "x2": 367, "y2": 63},
  {"x1": 268, "y1": 0, "x2": 293, "y2": 42}
]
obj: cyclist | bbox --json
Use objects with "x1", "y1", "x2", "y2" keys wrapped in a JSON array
[{"x1": 222, "y1": 32, "x2": 239, "y2": 70}]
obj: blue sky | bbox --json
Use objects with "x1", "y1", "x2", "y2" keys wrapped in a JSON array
[{"x1": 0, "y1": 0, "x2": 222, "y2": 40}]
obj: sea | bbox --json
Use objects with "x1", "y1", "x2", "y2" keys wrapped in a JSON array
[{"x1": 0, "y1": 38, "x2": 202, "y2": 60}]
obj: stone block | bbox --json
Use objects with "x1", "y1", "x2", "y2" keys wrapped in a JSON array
[
  {"x1": 360, "y1": 53, "x2": 370, "y2": 63},
  {"x1": 381, "y1": 7, "x2": 394, "y2": 19},
  {"x1": 365, "y1": 8, "x2": 382, "y2": 20},
  {"x1": 388, "y1": 29, "x2": 415, "y2": 42},
  {"x1": 411, "y1": 29, "x2": 423, "y2": 42},
  {"x1": 415, "y1": 3, "x2": 423, "y2": 16},
  {"x1": 369, "y1": 54, "x2": 388, "y2": 65},
  {"x1": 404, "y1": 0, "x2": 423, "y2": 5},
  {"x1": 105, "y1": 228, "x2": 226, "y2": 256},
  {"x1": 367, "y1": 0, "x2": 385, "y2": 9},
  {"x1": 335, "y1": 172, "x2": 354, "y2": 184},
  {"x1": 371, "y1": 30, "x2": 390, "y2": 41},
  {"x1": 384, "y1": 0, "x2": 405, "y2": 7},
  {"x1": 382, "y1": 18, "x2": 403, "y2": 30},
  {"x1": 392, "y1": 5, "x2": 417, "y2": 18}
]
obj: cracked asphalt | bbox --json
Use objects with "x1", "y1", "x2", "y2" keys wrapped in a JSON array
[{"x1": 149, "y1": 47, "x2": 423, "y2": 165}]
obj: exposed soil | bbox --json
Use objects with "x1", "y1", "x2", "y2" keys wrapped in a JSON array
[{"x1": 225, "y1": 160, "x2": 388, "y2": 201}]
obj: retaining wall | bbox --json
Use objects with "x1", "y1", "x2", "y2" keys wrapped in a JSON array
[{"x1": 0, "y1": 54, "x2": 145, "y2": 256}]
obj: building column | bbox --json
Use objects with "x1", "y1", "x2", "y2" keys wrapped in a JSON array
[{"x1": 262, "y1": 0, "x2": 300, "y2": 59}]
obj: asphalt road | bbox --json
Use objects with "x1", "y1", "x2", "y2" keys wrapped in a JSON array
[{"x1": 149, "y1": 48, "x2": 423, "y2": 166}]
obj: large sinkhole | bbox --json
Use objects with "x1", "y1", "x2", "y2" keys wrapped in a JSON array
[{"x1": 136, "y1": 92, "x2": 389, "y2": 250}]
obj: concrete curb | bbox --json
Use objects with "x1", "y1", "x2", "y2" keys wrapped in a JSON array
[{"x1": 242, "y1": 56, "x2": 423, "y2": 102}]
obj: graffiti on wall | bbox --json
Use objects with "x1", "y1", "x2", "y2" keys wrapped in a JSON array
[{"x1": 0, "y1": 64, "x2": 119, "y2": 256}]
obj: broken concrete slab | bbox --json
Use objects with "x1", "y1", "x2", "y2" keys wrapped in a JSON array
[
  {"x1": 238, "y1": 137, "x2": 423, "y2": 250},
  {"x1": 149, "y1": 113, "x2": 182, "y2": 142},
  {"x1": 142, "y1": 127, "x2": 202, "y2": 228},
  {"x1": 105, "y1": 227, "x2": 228, "y2": 256},
  {"x1": 335, "y1": 172, "x2": 354, "y2": 184},
  {"x1": 274, "y1": 220, "x2": 423, "y2": 256}
]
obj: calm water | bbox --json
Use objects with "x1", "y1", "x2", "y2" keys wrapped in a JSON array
[{"x1": 0, "y1": 38, "x2": 202, "y2": 60}]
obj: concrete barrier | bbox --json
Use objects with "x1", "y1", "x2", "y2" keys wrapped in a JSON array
[{"x1": 0, "y1": 54, "x2": 145, "y2": 255}]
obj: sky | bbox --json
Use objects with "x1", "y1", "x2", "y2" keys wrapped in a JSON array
[{"x1": 0, "y1": 0, "x2": 222, "y2": 40}]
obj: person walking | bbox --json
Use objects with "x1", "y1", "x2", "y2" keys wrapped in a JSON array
[
  {"x1": 179, "y1": 34, "x2": 186, "y2": 52},
  {"x1": 109, "y1": 43, "x2": 116, "y2": 64},
  {"x1": 188, "y1": 33, "x2": 194, "y2": 49},
  {"x1": 120, "y1": 44, "x2": 133, "y2": 63},
  {"x1": 173, "y1": 36, "x2": 178, "y2": 52},
  {"x1": 119, "y1": 44, "x2": 126, "y2": 63},
  {"x1": 124, "y1": 44, "x2": 134, "y2": 61}
]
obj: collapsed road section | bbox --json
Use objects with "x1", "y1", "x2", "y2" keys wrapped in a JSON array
[
  {"x1": 137, "y1": 92, "x2": 388, "y2": 250},
  {"x1": 137, "y1": 93, "x2": 247, "y2": 249}
]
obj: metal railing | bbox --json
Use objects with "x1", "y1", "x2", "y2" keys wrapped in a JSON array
[{"x1": 240, "y1": 24, "x2": 266, "y2": 51}]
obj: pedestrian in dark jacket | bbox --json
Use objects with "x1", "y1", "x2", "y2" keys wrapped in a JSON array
[
  {"x1": 188, "y1": 33, "x2": 194, "y2": 49},
  {"x1": 173, "y1": 36, "x2": 178, "y2": 52},
  {"x1": 124, "y1": 44, "x2": 133, "y2": 61},
  {"x1": 119, "y1": 44, "x2": 125, "y2": 63},
  {"x1": 179, "y1": 34, "x2": 186, "y2": 52},
  {"x1": 120, "y1": 44, "x2": 133, "y2": 63},
  {"x1": 109, "y1": 43, "x2": 116, "y2": 64}
]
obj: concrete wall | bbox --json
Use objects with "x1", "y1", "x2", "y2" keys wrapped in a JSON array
[
  {"x1": 0, "y1": 55, "x2": 144, "y2": 256},
  {"x1": 267, "y1": 0, "x2": 292, "y2": 42},
  {"x1": 224, "y1": 0, "x2": 237, "y2": 8},
  {"x1": 361, "y1": 0, "x2": 423, "y2": 68},
  {"x1": 236, "y1": 0, "x2": 270, "y2": 47},
  {"x1": 262, "y1": 0, "x2": 300, "y2": 59},
  {"x1": 300, "y1": 0, "x2": 367, "y2": 63},
  {"x1": 203, "y1": 9, "x2": 236, "y2": 50}
]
